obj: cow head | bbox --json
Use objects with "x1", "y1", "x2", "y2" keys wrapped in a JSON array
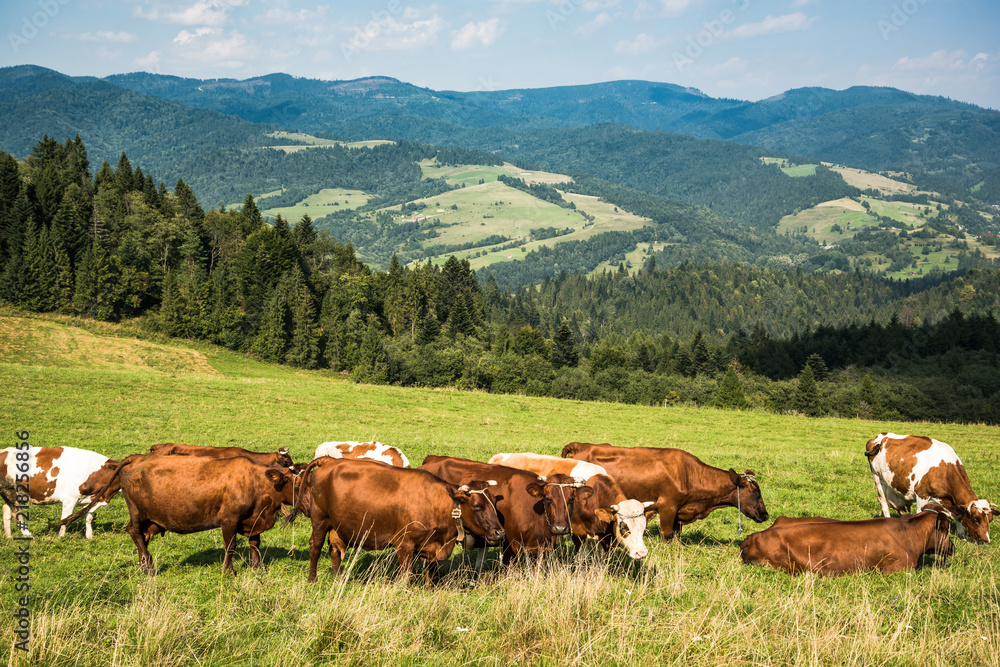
[
  {"x1": 527, "y1": 474, "x2": 587, "y2": 536},
  {"x1": 957, "y1": 499, "x2": 998, "y2": 544},
  {"x1": 922, "y1": 505, "x2": 956, "y2": 558},
  {"x1": 729, "y1": 469, "x2": 769, "y2": 523},
  {"x1": 79, "y1": 460, "x2": 121, "y2": 499},
  {"x1": 450, "y1": 481, "x2": 505, "y2": 545},
  {"x1": 264, "y1": 467, "x2": 297, "y2": 505},
  {"x1": 276, "y1": 447, "x2": 294, "y2": 468},
  {"x1": 595, "y1": 500, "x2": 656, "y2": 560}
]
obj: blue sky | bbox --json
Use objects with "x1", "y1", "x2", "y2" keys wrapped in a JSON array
[{"x1": 3, "y1": 0, "x2": 998, "y2": 109}]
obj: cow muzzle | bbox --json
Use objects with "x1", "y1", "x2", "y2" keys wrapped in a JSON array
[{"x1": 487, "y1": 528, "x2": 505, "y2": 545}]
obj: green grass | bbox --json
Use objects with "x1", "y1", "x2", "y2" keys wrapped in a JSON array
[
  {"x1": 262, "y1": 187, "x2": 373, "y2": 222},
  {"x1": 781, "y1": 164, "x2": 817, "y2": 177},
  {"x1": 419, "y1": 160, "x2": 571, "y2": 188},
  {"x1": 3, "y1": 310, "x2": 999, "y2": 665},
  {"x1": 376, "y1": 177, "x2": 650, "y2": 270}
]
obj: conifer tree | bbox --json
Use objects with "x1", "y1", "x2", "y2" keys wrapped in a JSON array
[
  {"x1": 551, "y1": 320, "x2": 579, "y2": 368},
  {"x1": 287, "y1": 280, "x2": 322, "y2": 369},
  {"x1": 794, "y1": 364, "x2": 821, "y2": 416},
  {"x1": 250, "y1": 288, "x2": 290, "y2": 363},
  {"x1": 714, "y1": 366, "x2": 747, "y2": 409},
  {"x1": 416, "y1": 311, "x2": 441, "y2": 345},
  {"x1": 805, "y1": 352, "x2": 829, "y2": 381},
  {"x1": 353, "y1": 321, "x2": 389, "y2": 384}
]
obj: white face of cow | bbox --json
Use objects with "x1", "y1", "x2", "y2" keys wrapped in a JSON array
[
  {"x1": 610, "y1": 500, "x2": 655, "y2": 559},
  {"x1": 962, "y1": 499, "x2": 997, "y2": 544}
]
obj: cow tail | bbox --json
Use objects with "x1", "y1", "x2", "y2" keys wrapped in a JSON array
[
  {"x1": 57, "y1": 454, "x2": 136, "y2": 526},
  {"x1": 284, "y1": 458, "x2": 324, "y2": 526},
  {"x1": 864, "y1": 440, "x2": 882, "y2": 459}
]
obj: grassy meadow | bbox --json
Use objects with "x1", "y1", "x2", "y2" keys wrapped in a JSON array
[{"x1": 2, "y1": 310, "x2": 999, "y2": 665}]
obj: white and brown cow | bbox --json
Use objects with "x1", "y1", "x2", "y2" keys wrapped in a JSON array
[
  {"x1": 314, "y1": 441, "x2": 410, "y2": 467},
  {"x1": 865, "y1": 432, "x2": 998, "y2": 543},
  {"x1": 0, "y1": 446, "x2": 119, "y2": 538},
  {"x1": 487, "y1": 452, "x2": 654, "y2": 560}
]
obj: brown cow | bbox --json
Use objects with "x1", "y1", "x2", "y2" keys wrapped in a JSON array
[
  {"x1": 486, "y1": 452, "x2": 653, "y2": 560},
  {"x1": 149, "y1": 443, "x2": 293, "y2": 468},
  {"x1": 865, "y1": 432, "x2": 998, "y2": 543},
  {"x1": 561, "y1": 442, "x2": 768, "y2": 541},
  {"x1": 290, "y1": 458, "x2": 504, "y2": 586},
  {"x1": 1, "y1": 446, "x2": 120, "y2": 538},
  {"x1": 419, "y1": 455, "x2": 589, "y2": 566},
  {"x1": 62, "y1": 454, "x2": 298, "y2": 574},
  {"x1": 740, "y1": 508, "x2": 954, "y2": 575}
]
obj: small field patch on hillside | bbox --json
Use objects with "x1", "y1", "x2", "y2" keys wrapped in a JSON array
[{"x1": 0, "y1": 315, "x2": 219, "y2": 376}]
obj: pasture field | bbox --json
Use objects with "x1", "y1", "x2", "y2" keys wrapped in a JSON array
[
  {"x1": 380, "y1": 181, "x2": 650, "y2": 270},
  {"x1": 828, "y1": 166, "x2": 915, "y2": 194},
  {"x1": 418, "y1": 160, "x2": 572, "y2": 188},
  {"x1": 266, "y1": 132, "x2": 396, "y2": 153},
  {"x1": 262, "y1": 188, "x2": 373, "y2": 221},
  {"x1": 2, "y1": 310, "x2": 999, "y2": 666}
]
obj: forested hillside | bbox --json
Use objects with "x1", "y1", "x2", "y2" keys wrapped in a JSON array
[
  {"x1": 102, "y1": 70, "x2": 1000, "y2": 198},
  {"x1": 2, "y1": 137, "x2": 997, "y2": 424}
]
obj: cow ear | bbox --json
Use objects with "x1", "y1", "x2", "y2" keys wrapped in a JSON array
[
  {"x1": 595, "y1": 508, "x2": 614, "y2": 522},
  {"x1": 526, "y1": 483, "x2": 545, "y2": 498},
  {"x1": 449, "y1": 485, "x2": 471, "y2": 501},
  {"x1": 576, "y1": 487, "x2": 594, "y2": 501},
  {"x1": 728, "y1": 469, "x2": 743, "y2": 486},
  {"x1": 265, "y1": 469, "x2": 288, "y2": 489}
]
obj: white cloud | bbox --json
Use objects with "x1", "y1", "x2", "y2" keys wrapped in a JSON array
[
  {"x1": 134, "y1": 50, "x2": 161, "y2": 70},
  {"x1": 728, "y1": 13, "x2": 814, "y2": 40},
  {"x1": 614, "y1": 33, "x2": 658, "y2": 56},
  {"x1": 660, "y1": 0, "x2": 700, "y2": 17},
  {"x1": 344, "y1": 13, "x2": 446, "y2": 53},
  {"x1": 134, "y1": 0, "x2": 250, "y2": 27},
  {"x1": 451, "y1": 18, "x2": 504, "y2": 50},
  {"x1": 80, "y1": 31, "x2": 137, "y2": 43},
  {"x1": 258, "y1": 5, "x2": 327, "y2": 24},
  {"x1": 894, "y1": 49, "x2": 989, "y2": 73},
  {"x1": 575, "y1": 12, "x2": 614, "y2": 37},
  {"x1": 173, "y1": 27, "x2": 222, "y2": 46},
  {"x1": 169, "y1": 28, "x2": 254, "y2": 68}
]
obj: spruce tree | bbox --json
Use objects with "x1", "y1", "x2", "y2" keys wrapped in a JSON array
[
  {"x1": 551, "y1": 321, "x2": 579, "y2": 368},
  {"x1": 354, "y1": 321, "x2": 389, "y2": 384},
  {"x1": 250, "y1": 288, "x2": 290, "y2": 362},
  {"x1": 416, "y1": 311, "x2": 441, "y2": 345},
  {"x1": 714, "y1": 366, "x2": 747, "y2": 409},
  {"x1": 794, "y1": 364, "x2": 821, "y2": 416},
  {"x1": 805, "y1": 353, "x2": 829, "y2": 381},
  {"x1": 287, "y1": 282, "x2": 322, "y2": 369}
]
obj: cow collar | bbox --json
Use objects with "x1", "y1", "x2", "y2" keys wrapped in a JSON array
[
  {"x1": 452, "y1": 486, "x2": 499, "y2": 549},
  {"x1": 736, "y1": 473, "x2": 756, "y2": 538},
  {"x1": 542, "y1": 479, "x2": 583, "y2": 532}
]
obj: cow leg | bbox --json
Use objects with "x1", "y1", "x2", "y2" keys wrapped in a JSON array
[
  {"x1": 872, "y1": 474, "x2": 892, "y2": 517},
  {"x1": 657, "y1": 507, "x2": 680, "y2": 542},
  {"x1": 126, "y1": 520, "x2": 155, "y2": 575},
  {"x1": 422, "y1": 554, "x2": 440, "y2": 587},
  {"x1": 327, "y1": 531, "x2": 347, "y2": 577},
  {"x1": 248, "y1": 534, "x2": 262, "y2": 569},
  {"x1": 306, "y1": 520, "x2": 330, "y2": 583},
  {"x1": 2, "y1": 503, "x2": 11, "y2": 538},
  {"x1": 221, "y1": 524, "x2": 239, "y2": 575},
  {"x1": 474, "y1": 546, "x2": 488, "y2": 573},
  {"x1": 395, "y1": 545, "x2": 417, "y2": 584}
]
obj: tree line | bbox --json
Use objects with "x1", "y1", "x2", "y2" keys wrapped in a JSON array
[{"x1": 2, "y1": 137, "x2": 998, "y2": 424}]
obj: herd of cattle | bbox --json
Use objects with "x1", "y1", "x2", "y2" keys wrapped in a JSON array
[{"x1": 0, "y1": 433, "x2": 996, "y2": 583}]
